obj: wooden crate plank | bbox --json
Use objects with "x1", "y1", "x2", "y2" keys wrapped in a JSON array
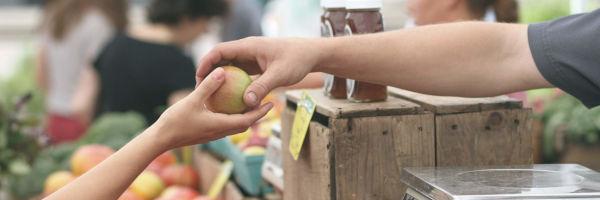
[
  {"x1": 436, "y1": 109, "x2": 534, "y2": 166},
  {"x1": 333, "y1": 114, "x2": 435, "y2": 200},
  {"x1": 388, "y1": 87, "x2": 522, "y2": 114},
  {"x1": 281, "y1": 108, "x2": 334, "y2": 200},
  {"x1": 286, "y1": 89, "x2": 422, "y2": 118}
]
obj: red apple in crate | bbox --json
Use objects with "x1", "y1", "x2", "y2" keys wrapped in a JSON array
[
  {"x1": 43, "y1": 171, "x2": 76, "y2": 196},
  {"x1": 239, "y1": 127, "x2": 268, "y2": 150},
  {"x1": 70, "y1": 144, "x2": 115, "y2": 175},
  {"x1": 157, "y1": 186, "x2": 199, "y2": 200},
  {"x1": 147, "y1": 151, "x2": 178, "y2": 174},
  {"x1": 160, "y1": 164, "x2": 199, "y2": 188},
  {"x1": 118, "y1": 189, "x2": 144, "y2": 200}
]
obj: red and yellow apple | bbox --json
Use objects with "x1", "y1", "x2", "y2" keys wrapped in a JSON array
[
  {"x1": 157, "y1": 186, "x2": 199, "y2": 200},
  {"x1": 206, "y1": 66, "x2": 252, "y2": 114},
  {"x1": 159, "y1": 164, "x2": 199, "y2": 188},
  {"x1": 70, "y1": 144, "x2": 115, "y2": 176},
  {"x1": 147, "y1": 151, "x2": 178, "y2": 174},
  {"x1": 130, "y1": 171, "x2": 165, "y2": 200},
  {"x1": 43, "y1": 171, "x2": 76, "y2": 196}
]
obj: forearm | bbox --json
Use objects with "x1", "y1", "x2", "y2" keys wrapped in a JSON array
[
  {"x1": 317, "y1": 22, "x2": 550, "y2": 97},
  {"x1": 45, "y1": 125, "x2": 167, "y2": 200}
]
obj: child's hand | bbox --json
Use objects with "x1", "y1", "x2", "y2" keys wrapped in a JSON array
[{"x1": 150, "y1": 67, "x2": 273, "y2": 151}]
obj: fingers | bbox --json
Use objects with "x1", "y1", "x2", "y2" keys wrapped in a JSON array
[
  {"x1": 244, "y1": 70, "x2": 281, "y2": 107},
  {"x1": 192, "y1": 67, "x2": 225, "y2": 102},
  {"x1": 196, "y1": 38, "x2": 259, "y2": 86}
]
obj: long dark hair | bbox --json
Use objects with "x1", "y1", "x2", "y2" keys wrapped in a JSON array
[
  {"x1": 467, "y1": 0, "x2": 519, "y2": 23},
  {"x1": 43, "y1": 0, "x2": 128, "y2": 40}
]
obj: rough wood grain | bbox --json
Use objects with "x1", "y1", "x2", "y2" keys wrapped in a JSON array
[
  {"x1": 282, "y1": 108, "x2": 334, "y2": 200},
  {"x1": 435, "y1": 109, "x2": 534, "y2": 166},
  {"x1": 333, "y1": 114, "x2": 435, "y2": 200},
  {"x1": 286, "y1": 89, "x2": 422, "y2": 118},
  {"x1": 388, "y1": 87, "x2": 522, "y2": 114}
]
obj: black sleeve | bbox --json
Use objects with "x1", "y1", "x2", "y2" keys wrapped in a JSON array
[{"x1": 528, "y1": 9, "x2": 600, "y2": 108}]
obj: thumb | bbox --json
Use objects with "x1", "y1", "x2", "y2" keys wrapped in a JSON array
[
  {"x1": 244, "y1": 69, "x2": 280, "y2": 107},
  {"x1": 193, "y1": 67, "x2": 225, "y2": 101}
]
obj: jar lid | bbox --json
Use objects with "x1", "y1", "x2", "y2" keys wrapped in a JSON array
[
  {"x1": 345, "y1": 0, "x2": 382, "y2": 9},
  {"x1": 321, "y1": 0, "x2": 345, "y2": 8}
]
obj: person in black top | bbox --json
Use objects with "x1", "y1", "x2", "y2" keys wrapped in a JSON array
[{"x1": 72, "y1": 0, "x2": 228, "y2": 123}]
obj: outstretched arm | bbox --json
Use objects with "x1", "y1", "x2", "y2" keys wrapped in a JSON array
[
  {"x1": 318, "y1": 22, "x2": 551, "y2": 97},
  {"x1": 45, "y1": 68, "x2": 273, "y2": 200},
  {"x1": 197, "y1": 22, "x2": 552, "y2": 107}
]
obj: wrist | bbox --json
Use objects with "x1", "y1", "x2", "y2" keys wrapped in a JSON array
[
  {"x1": 312, "y1": 37, "x2": 341, "y2": 73},
  {"x1": 141, "y1": 122, "x2": 171, "y2": 154}
]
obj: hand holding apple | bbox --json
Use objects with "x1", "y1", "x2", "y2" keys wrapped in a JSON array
[
  {"x1": 150, "y1": 67, "x2": 273, "y2": 151},
  {"x1": 196, "y1": 37, "x2": 319, "y2": 108}
]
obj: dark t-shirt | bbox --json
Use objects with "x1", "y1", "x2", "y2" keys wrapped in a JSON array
[
  {"x1": 529, "y1": 9, "x2": 600, "y2": 108},
  {"x1": 94, "y1": 33, "x2": 195, "y2": 123}
]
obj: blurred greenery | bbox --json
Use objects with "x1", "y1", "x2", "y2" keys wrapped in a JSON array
[
  {"x1": 540, "y1": 94, "x2": 600, "y2": 162},
  {"x1": 0, "y1": 48, "x2": 147, "y2": 199},
  {"x1": 519, "y1": 0, "x2": 571, "y2": 24},
  {"x1": 6, "y1": 112, "x2": 147, "y2": 199},
  {"x1": 0, "y1": 51, "x2": 45, "y2": 118},
  {"x1": 0, "y1": 49, "x2": 47, "y2": 198}
]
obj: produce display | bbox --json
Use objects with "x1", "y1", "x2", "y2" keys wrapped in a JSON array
[{"x1": 42, "y1": 144, "x2": 218, "y2": 200}]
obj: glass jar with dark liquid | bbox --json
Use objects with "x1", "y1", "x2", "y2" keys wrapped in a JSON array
[
  {"x1": 344, "y1": 0, "x2": 387, "y2": 102},
  {"x1": 321, "y1": 0, "x2": 347, "y2": 98}
]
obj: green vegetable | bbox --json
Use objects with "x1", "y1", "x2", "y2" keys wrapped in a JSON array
[{"x1": 81, "y1": 112, "x2": 147, "y2": 150}]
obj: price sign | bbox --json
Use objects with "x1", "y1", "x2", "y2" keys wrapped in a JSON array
[{"x1": 289, "y1": 91, "x2": 317, "y2": 161}]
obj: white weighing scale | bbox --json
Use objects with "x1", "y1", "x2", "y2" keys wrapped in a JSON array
[{"x1": 401, "y1": 164, "x2": 600, "y2": 200}]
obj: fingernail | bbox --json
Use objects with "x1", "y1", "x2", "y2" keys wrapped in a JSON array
[
  {"x1": 211, "y1": 68, "x2": 224, "y2": 81},
  {"x1": 247, "y1": 92, "x2": 257, "y2": 105},
  {"x1": 264, "y1": 102, "x2": 274, "y2": 109}
]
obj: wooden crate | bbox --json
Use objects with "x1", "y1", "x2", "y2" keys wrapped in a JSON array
[
  {"x1": 281, "y1": 89, "x2": 435, "y2": 200},
  {"x1": 388, "y1": 87, "x2": 534, "y2": 166},
  {"x1": 281, "y1": 88, "x2": 534, "y2": 200}
]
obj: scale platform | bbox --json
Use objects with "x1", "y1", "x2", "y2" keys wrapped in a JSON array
[{"x1": 401, "y1": 164, "x2": 600, "y2": 200}]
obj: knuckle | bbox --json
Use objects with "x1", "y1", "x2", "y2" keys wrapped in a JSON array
[{"x1": 252, "y1": 80, "x2": 270, "y2": 93}]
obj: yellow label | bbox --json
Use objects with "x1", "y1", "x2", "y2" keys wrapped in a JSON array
[
  {"x1": 207, "y1": 160, "x2": 233, "y2": 198},
  {"x1": 289, "y1": 91, "x2": 317, "y2": 161}
]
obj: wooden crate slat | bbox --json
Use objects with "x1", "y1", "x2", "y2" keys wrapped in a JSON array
[
  {"x1": 286, "y1": 89, "x2": 422, "y2": 118},
  {"x1": 282, "y1": 108, "x2": 334, "y2": 200},
  {"x1": 435, "y1": 109, "x2": 534, "y2": 166},
  {"x1": 388, "y1": 87, "x2": 522, "y2": 114},
  {"x1": 333, "y1": 114, "x2": 435, "y2": 200}
]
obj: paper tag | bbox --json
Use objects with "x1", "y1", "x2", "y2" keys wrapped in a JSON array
[
  {"x1": 289, "y1": 91, "x2": 317, "y2": 161},
  {"x1": 207, "y1": 160, "x2": 233, "y2": 198}
]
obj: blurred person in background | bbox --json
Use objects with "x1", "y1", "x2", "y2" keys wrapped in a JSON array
[
  {"x1": 406, "y1": 0, "x2": 527, "y2": 104},
  {"x1": 35, "y1": 0, "x2": 127, "y2": 143},
  {"x1": 220, "y1": 0, "x2": 263, "y2": 42},
  {"x1": 73, "y1": 0, "x2": 228, "y2": 124},
  {"x1": 407, "y1": 0, "x2": 518, "y2": 25}
]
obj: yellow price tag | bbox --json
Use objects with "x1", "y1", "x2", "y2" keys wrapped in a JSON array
[{"x1": 289, "y1": 90, "x2": 317, "y2": 161}]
